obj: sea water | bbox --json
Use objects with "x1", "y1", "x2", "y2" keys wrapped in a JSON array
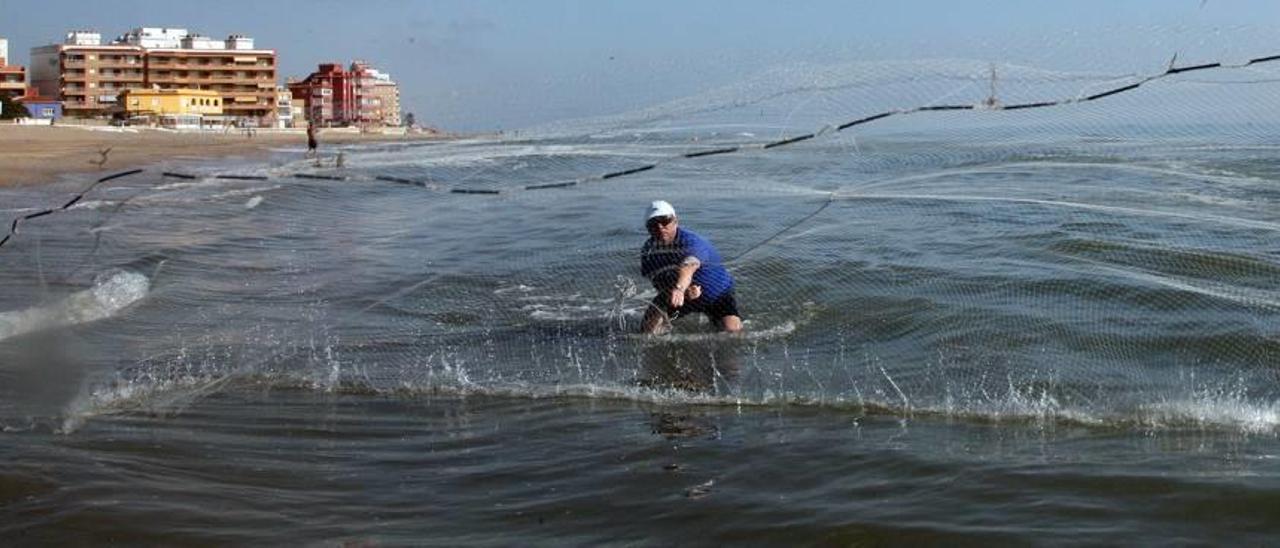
[{"x1": 1, "y1": 127, "x2": 1279, "y2": 544}]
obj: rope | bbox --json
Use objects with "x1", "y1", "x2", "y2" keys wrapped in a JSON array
[
  {"x1": 5, "y1": 50, "x2": 1280, "y2": 257},
  {"x1": 0, "y1": 169, "x2": 143, "y2": 252}
]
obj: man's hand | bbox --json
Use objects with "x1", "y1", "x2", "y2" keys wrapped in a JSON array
[{"x1": 669, "y1": 284, "x2": 702, "y2": 308}]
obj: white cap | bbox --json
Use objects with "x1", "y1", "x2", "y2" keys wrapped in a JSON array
[{"x1": 645, "y1": 200, "x2": 676, "y2": 221}]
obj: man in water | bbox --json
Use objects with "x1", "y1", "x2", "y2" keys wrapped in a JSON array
[
  {"x1": 640, "y1": 200, "x2": 743, "y2": 334},
  {"x1": 306, "y1": 125, "x2": 318, "y2": 157}
]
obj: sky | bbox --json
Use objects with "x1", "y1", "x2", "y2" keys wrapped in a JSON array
[{"x1": 4, "y1": 0, "x2": 1279, "y2": 131}]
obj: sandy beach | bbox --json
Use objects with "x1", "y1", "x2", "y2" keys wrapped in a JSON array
[{"x1": 0, "y1": 124, "x2": 448, "y2": 187}]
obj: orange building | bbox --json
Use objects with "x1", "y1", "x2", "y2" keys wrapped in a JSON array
[
  {"x1": 30, "y1": 28, "x2": 277, "y2": 123},
  {"x1": 0, "y1": 37, "x2": 26, "y2": 100},
  {"x1": 30, "y1": 32, "x2": 145, "y2": 117}
]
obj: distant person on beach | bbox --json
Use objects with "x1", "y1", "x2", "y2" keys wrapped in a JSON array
[
  {"x1": 640, "y1": 200, "x2": 743, "y2": 334},
  {"x1": 306, "y1": 126, "x2": 318, "y2": 156}
]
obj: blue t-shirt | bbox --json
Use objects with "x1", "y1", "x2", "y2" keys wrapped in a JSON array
[{"x1": 640, "y1": 227, "x2": 734, "y2": 300}]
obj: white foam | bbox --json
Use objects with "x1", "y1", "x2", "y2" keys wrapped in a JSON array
[
  {"x1": 245, "y1": 195, "x2": 264, "y2": 209},
  {"x1": 632, "y1": 321, "x2": 797, "y2": 343},
  {"x1": 1139, "y1": 397, "x2": 1280, "y2": 433},
  {"x1": 0, "y1": 270, "x2": 149, "y2": 342},
  {"x1": 69, "y1": 200, "x2": 115, "y2": 211},
  {"x1": 208, "y1": 185, "x2": 282, "y2": 202}
]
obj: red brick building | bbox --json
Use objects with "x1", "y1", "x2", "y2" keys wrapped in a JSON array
[{"x1": 288, "y1": 61, "x2": 400, "y2": 127}]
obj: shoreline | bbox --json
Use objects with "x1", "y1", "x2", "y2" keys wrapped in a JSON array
[{"x1": 0, "y1": 124, "x2": 459, "y2": 188}]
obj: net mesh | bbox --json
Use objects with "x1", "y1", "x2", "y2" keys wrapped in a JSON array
[{"x1": 2, "y1": 25, "x2": 1279, "y2": 432}]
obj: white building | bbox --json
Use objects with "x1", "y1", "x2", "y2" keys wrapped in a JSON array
[
  {"x1": 274, "y1": 85, "x2": 296, "y2": 128},
  {"x1": 120, "y1": 27, "x2": 189, "y2": 48},
  {"x1": 226, "y1": 35, "x2": 255, "y2": 50},
  {"x1": 179, "y1": 34, "x2": 224, "y2": 50},
  {"x1": 65, "y1": 31, "x2": 103, "y2": 46},
  {"x1": 119, "y1": 28, "x2": 256, "y2": 51}
]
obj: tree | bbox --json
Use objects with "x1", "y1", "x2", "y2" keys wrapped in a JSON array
[
  {"x1": 404, "y1": 112, "x2": 415, "y2": 128},
  {"x1": 0, "y1": 95, "x2": 30, "y2": 120}
]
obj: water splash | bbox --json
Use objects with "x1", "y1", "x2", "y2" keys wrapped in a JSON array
[{"x1": 0, "y1": 269, "x2": 149, "y2": 342}]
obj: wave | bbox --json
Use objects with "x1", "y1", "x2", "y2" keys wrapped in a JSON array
[
  {"x1": 627, "y1": 321, "x2": 797, "y2": 344},
  {"x1": 52, "y1": 365, "x2": 1280, "y2": 437}
]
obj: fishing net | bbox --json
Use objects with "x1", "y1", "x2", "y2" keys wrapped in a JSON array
[{"x1": 2, "y1": 25, "x2": 1278, "y2": 432}]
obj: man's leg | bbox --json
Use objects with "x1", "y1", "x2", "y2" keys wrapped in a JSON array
[
  {"x1": 718, "y1": 315, "x2": 743, "y2": 333},
  {"x1": 711, "y1": 291, "x2": 743, "y2": 333}
]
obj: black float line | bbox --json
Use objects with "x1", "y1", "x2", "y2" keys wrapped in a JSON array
[
  {"x1": 294, "y1": 173, "x2": 347, "y2": 181},
  {"x1": 0, "y1": 168, "x2": 144, "y2": 252},
  {"x1": 602, "y1": 164, "x2": 657, "y2": 179},
  {"x1": 374, "y1": 175, "x2": 422, "y2": 186},
  {"x1": 524, "y1": 181, "x2": 578, "y2": 190},
  {"x1": 62, "y1": 194, "x2": 86, "y2": 209},
  {"x1": 97, "y1": 169, "x2": 145, "y2": 183},
  {"x1": 683, "y1": 146, "x2": 740, "y2": 159},
  {"x1": 215, "y1": 174, "x2": 269, "y2": 181},
  {"x1": 837, "y1": 112, "x2": 895, "y2": 131},
  {"x1": 1002, "y1": 101, "x2": 1061, "y2": 110},
  {"x1": 1166, "y1": 62, "x2": 1222, "y2": 75},
  {"x1": 1085, "y1": 82, "x2": 1143, "y2": 101},
  {"x1": 763, "y1": 133, "x2": 816, "y2": 149}
]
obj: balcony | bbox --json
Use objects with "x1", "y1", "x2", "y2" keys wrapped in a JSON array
[
  {"x1": 100, "y1": 73, "x2": 145, "y2": 81},
  {"x1": 98, "y1": 59, "x2": 142, "y2": 68}
]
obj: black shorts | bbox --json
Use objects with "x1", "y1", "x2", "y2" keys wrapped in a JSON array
[{"x1": 653, "y1": 289, "x2": 741, "y2": 323}]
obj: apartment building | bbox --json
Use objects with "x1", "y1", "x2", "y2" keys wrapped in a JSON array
[
  {"x1": 287, "y1": 63, "x2": 341, "y2": 125},
  {"x1": 289, "y1": 61, "x2": 401, "y2": 127},
  {"x1": 366, "y1": 66, "x2": 401, "y2": 127},
  {"x1": 30, "y1": 28, "x2": 277, "y2": 123},
  {"x1": 141, "y1": 30, "x2": 276, "y2": 122},
  {"x1": 273, "y1": 85, "x2": 303, "y2": 128},
  {"x1": 30, "y1": 32, "x2": 145, "y2": 117},
  {"x1": 0, "y1": 38, "x2": 27, "y2": 100}
]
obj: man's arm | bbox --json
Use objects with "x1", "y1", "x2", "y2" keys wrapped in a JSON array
[{"x1": 668, "y1": 256, "x2": 701, "y2": 308}]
